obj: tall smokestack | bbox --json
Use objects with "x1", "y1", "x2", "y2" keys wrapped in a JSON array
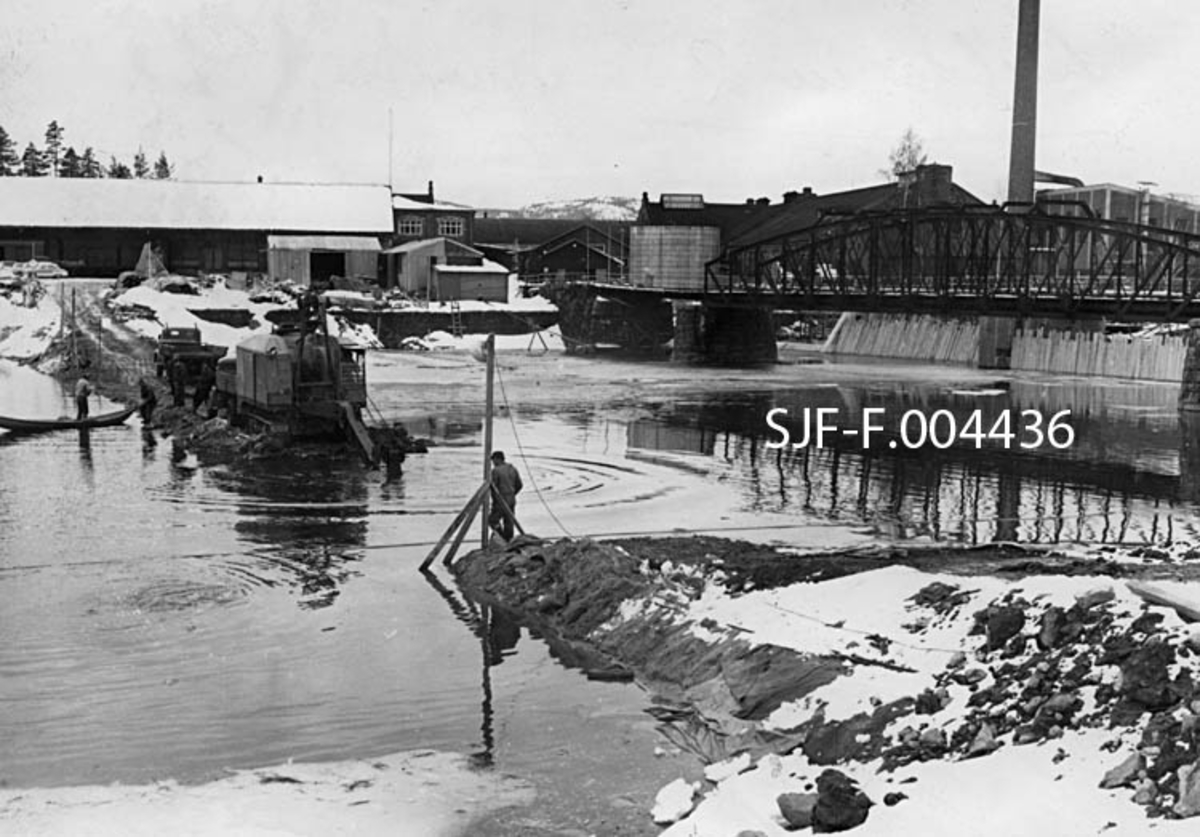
[{"x1": 1007, "y1": 0, "x2": 1040, "y2": 205}]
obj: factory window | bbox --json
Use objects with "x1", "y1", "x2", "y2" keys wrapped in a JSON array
[
  {"x1": 438, "y1": 216, "x2": 465, "y2": 238},
  {"x1": 398, "y1": 216, "x2": 424, "y2": 236}
]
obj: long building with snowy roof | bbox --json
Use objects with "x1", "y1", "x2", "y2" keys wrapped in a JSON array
[{"x1": 0, "y1": 178, "x2": 394, "y2": 284}]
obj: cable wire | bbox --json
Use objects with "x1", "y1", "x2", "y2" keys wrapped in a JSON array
[{"x1": 493, "y1": 361, "x2": 575, "y2": 537}]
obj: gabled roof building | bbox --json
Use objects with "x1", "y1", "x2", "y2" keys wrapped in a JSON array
[{"x1": 0, "y1": 178, "x2": 393, "y2": 285}]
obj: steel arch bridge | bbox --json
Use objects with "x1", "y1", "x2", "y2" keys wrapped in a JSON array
[{"x1": 696, "y1": 204, "x2": 1200, "y2": 321}]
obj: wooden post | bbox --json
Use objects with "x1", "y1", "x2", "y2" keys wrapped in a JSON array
[
  {"x1": 480, "y1": 333, "x2": 495, "y2": 549},
  {"x1": 419, "y1": 481, "x2": 488, "y2": 571}
]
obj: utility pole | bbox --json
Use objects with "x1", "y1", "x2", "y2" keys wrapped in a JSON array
[
  {"x1": 1007, "y1": 0, "x2": 1040, "y2": 205},
  {"x1": 480, "y1": 334, "x2": 495, "y2": 548}
]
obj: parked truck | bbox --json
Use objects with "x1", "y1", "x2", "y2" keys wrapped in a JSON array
[{"x1": 154, "y1": 325, "x2": 225, "y2": 378}]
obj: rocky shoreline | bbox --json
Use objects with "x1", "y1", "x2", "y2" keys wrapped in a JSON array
[{"x1": 452, "y1": 535, "x2": 1200, "y2": 833}]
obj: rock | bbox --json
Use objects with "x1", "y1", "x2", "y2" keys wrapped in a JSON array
[
  {"x1": 1120, "y1": 642, "x2": 1181, "y2": 710},
  {"x1": 1175, "y1": 763, "x2": 1200, "y2": 818},
  {"x1": 1187, "y1": 630, "x2": 1200, "y2": 654},
  {"x1": 1014, "y1": 725, "x2": 1040, "y2": 745},
  {"x1": 1039, "y1": 692, "x2": 1081, "y2": 718},
  {"x1": 736, "y1": 832, "x2": 769, "y2": 837},
  {"x1": 650, "y1": 778, "x2": 698, "y2": 825},
  {"x1": 918, "y1": 727, "x2": 947, "y2": 751},
  {"x1": 812, "y1": 769, "x2": 873, "y2": 833},
  {"x1": 1038, "y1": 607, "x2": 1066, "y2": 650},
  {"x1": 883, "y1": 791, "x2": 908, "y2": 806},
  {"x1": 777, "y1": 792, "x2": 819, "y2": 829},
  {"x1": 965, "y1": 722, "x2": 1001, "y2": 758},
  {"x1": 984, "y1": 605, "x2": 1026, "y2": 651},
  {"x1": 1099, "y1": 748, "x2": 1142, "y2": 786},
  {"x1": 954, "y1": 667, "x2": 988, "y2": 686},
  {"x1": 1133, "y1": 777, "x2": 1158, "y2": 806},
  {"x1": 1076, "y1": 586, "x2": 1116, "y2": 609},
  {"x1": 946, "y1": 651, "x2": 967, "y2": 670}
]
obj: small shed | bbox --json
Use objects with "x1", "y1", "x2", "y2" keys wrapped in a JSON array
[
  {"x1": 383, "y1": 237, "x2": 492, "y2": 296},
  {"x1": 267, "y1": 235, "x2": 382, "y2": 287},
  {"x1": 432, "y1": 260, "x2": 510, "y2": 302}
]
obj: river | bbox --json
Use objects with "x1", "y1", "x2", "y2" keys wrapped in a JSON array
[{"x1": 1, "y1": 349, "x2": 1196, "y2": 827}]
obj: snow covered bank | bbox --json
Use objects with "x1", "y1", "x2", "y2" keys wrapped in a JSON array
[
  {"x1": 0, "y1": 749, "x2": 533, "y2": 837},
  {"x1": 0, "y1": 293, "x2": 60, "y2": 360},
  {"x1": 453, "y1": 535, "x2": 1200, "y2": 835},
  {"x1": 655, "y1": 559, "x2": 1200, "y2": 835}
]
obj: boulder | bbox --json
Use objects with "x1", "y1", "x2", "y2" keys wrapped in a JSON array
[
  {"x1": 777, "y1": 792, "x2": 819, "y2": 829},
  {"x1": 1037, "y1": 606, "x2": 1066, "y2": 650},
  {"x1": 1175, "y1": 762, "x2": 1200, "y2": 818},
  {"x1": 812, "y1": 769, "x2": 873, "y2": 833},
  {"x1": 984, "y1": 605, "x2": 1026, "y2": 651},
  {"x1": 1099, "y1": 752, "x2": 1145, "y2": 789},
  {"x1": 965, "y1": 722, "x2": 1001, "y2": 758},
  {"x1": 1075, "y1": 586, "x2": 1116, "y2": 610}
]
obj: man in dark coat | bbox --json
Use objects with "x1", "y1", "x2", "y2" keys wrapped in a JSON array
[
  {"x1": 193, "y1": 362, "x2": 216, "y2": 413},
  {"x1": 169, "y1": 358, "x2": 187, "y2": 407},
  {"x1": 488, "y1": 450, "x2": 523, "y2": 541},
  {"x1": 138, "y1": 377, "x2": 158, "y2": 426}
]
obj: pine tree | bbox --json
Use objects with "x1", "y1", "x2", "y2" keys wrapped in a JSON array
[
  {"x1": 153, "y1": 151, "x2": 173, "y2": 179},
  {"x1": 60, "y1": 147, "x2": 83, "y2": 178},
  {"x1": 133, "y1": 146, "x2": 149, "y2": 178},
  {"x1": 81, "y1": 147, "x2": 103, "y2": 178},
  {"x1": 0, "y1": 126, "x2": 18, "y2": 176},
  {"x1": 44, "y1": 120, "x2": 64, "y2": 176},
  {"x1": 21, "y1": 143, "x2": 48, "y2": 176},
  {"x1": 107, "y1": 156, "x2": 133, "y2": 179}
]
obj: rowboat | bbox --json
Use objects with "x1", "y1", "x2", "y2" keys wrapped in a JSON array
[{"x1": 0, "y1": 403, "x2": 141, "y2": 434}]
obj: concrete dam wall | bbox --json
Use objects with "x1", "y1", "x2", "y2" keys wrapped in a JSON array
[{"x1": 825, "y1": 312, "x2": 1186, "y2": 382}]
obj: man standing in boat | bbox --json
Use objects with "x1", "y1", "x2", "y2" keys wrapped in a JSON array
[
  {"x1": 74, "y1": 374, "x2": 93, "y2": 421},
  {"x1": 489, "y1": 450, "x2": 523, "y2": 542}
]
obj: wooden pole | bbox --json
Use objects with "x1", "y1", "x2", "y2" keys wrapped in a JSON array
[
  {"x1": 444, "y1": 491, "x2": 484, "y2": 567},
  {"x1": 419, "y1": 481, "x2": 488, "y2": 571},
  {"x1": 480, "y1": 334, "x2": 495, "y2": 549}
]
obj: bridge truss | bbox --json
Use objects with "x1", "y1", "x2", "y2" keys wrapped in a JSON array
[{"x1": 706, "y1": 204, "x2": 1200, "y2": 320}]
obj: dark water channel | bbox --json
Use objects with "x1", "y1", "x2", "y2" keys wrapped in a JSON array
[{"x1": 1, "y1": 356, "x2": 1197, "y2": 802}]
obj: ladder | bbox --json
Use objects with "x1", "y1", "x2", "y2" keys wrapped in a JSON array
[{"x1": 449, "y1": 300, "x2": 464, "y2": 337}]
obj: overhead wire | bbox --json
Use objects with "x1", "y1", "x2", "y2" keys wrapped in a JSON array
[{"x1": 493, "y1": 360, "x2": 575, "y2": 538}]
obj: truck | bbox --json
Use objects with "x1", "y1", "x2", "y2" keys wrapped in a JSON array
[{"x1": 154, "y1": 325, "x2": 225, "y2": 378}]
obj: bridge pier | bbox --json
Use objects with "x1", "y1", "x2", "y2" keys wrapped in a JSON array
[{"x1": 672, "y1": 302, "x2": 778, "y2": 365}]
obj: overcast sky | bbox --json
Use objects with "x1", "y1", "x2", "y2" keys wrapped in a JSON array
[{"x1": 1, "y1": 0, "x2": 1195, "y2": 208}]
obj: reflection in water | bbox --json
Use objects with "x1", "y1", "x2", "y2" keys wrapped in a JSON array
[
  {"x1": 420, "y1": 569, "x2": 497, "y2": 767},
  {"x1": 628, "y1": 381, "x2": 1200, "y2": 545}
]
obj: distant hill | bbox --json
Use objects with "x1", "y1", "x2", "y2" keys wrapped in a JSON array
[{"x1": 479, "y1": 196, "x2": 639, "y2": 222}]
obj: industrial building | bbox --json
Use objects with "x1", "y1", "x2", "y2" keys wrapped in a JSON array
[{"x1": 0, "y1": 178, "x2": 393, "y2": 285}]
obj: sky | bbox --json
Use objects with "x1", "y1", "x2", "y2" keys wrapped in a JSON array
[{"x1": 1, "y1": 0, "x2": 1197, "y2": 208}]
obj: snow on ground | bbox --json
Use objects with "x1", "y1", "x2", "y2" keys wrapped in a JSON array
[
  {"x1": 112, "y1": 283, "x2": 284, "y2": 355},
  {"x1": 0, "y1": 749, "x2": 533, "y2": 837},
  {"x1": 651, "y1": 562, "x2": 1200, "y2": 835},
  {"x1": 0, "y1": 293, "x2": 60, "y2": 360}
]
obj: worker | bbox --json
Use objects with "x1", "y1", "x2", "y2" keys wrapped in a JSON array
[
  {"x1": 193, "y1": 362, "x2": 216, "y2": 414},
  {"x1": 138, "y1": 377, "x2": 158, "y2": 426},
  {"x1": 169, "y1": 358, "x2": 187, "y2": 407},
  {"x1": 488, "y1": 450, "x2": 523, "y2": 542},
  {"x1": 74, "y1": 374, "x2": 93, "y2": 420}
]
